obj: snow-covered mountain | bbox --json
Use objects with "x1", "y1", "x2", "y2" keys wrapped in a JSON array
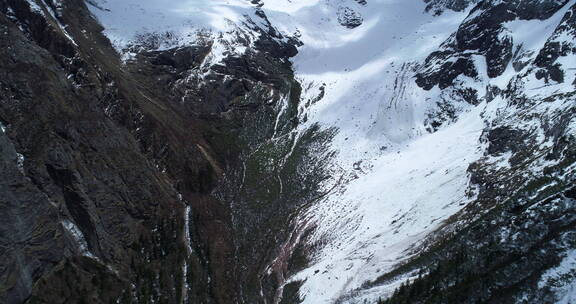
[{"x1": 0, "y1": 0, "x2": 574, "y2": 303}]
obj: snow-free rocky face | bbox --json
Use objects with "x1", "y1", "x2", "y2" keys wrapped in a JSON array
[{"x1": 0, "y1": 0, "x2": 574, "y2": 303}]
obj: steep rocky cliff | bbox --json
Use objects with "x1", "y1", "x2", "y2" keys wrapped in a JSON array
[{"x1": 0, "y1": 0, "x2": 303, "y2": 303}]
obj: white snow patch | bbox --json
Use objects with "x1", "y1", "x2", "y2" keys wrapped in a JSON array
[
  {"x1": 87, "y1": 0, "x2": 254, "y2": 51},
  {"x1": 184, "y1": 205, "x2": 193, "y2": 256},
  {"x1": 539, "y1": 249, "x2": 576, "y2": 304},
  {"x1": 61, "y1": 220, "x2": 97, "y2": 259},
  {"x1": 25, "y1": 0, "x2": 44, "y2": 15}
]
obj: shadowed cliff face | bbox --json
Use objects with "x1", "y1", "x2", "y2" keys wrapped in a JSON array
[
  {"x1": 118, "y1": 14, "x2": 333, "y2": 303},
  {"x1": 0, "y1": 0, "x2": 312, "y2": 303},
  {"x1": 0, "y1": 0, "x2": 285, "y2": 303},
  {"x1": 0, "y1": 0, "x2": 215, "y2": 302}
]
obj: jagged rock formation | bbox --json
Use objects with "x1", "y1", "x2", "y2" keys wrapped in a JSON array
[{"x1": 337, "y1": 7, "x2": 364, "y2": 29}]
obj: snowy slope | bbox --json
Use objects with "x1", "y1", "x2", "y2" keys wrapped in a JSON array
[
  {"x1": 87, "y1": 0, "x2": 252, "y2": 49},
  {"x1": 264, "y1": 0, "x2": 471, "y2": 159},
  {"x1": 258, "y1": 0, "x2": 576, "y2": 303},
  {"x1": 539, "y1": 249, "x2": 576, "y2": 304},
  {"x1": 255, "y1": 1, "x2": 480, "y2": 302}
]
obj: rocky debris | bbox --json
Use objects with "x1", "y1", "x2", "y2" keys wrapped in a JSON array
[
  {"x1": 337, "y1": 7, "x2": 363, "y2": 29},
  {"x1": 424, "y1": 0, "x2": 478, "y2": 14}
]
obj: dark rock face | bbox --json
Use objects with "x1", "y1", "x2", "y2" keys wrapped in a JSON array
[
  {"x1": 425, "y1": 0, "x2": 568, "y2": 16},
  {"x1": 145, "y1": 46, "x2": 211, "y2": 71},
  {"x1": 417, "y1": 0, "x2": 570, "y2": 90},
  {"x1": 415, "y1": 0, "x2": 573, "y2": 132},
  {"x1": 0, "y1": 0, "x2": 249, "y2": 303},
  {"x1": 534, "y1": 3, "x2": 576, "y2": 84},
  {"x1": 119, "y1": 11, "x2": 328, "y2": 302},
  {"x1": 416, "y1": 51, "x2": 478, "y2": 90},
  {"x1": 0, "y1": 119, "x2": 65, "y2": 304},
  {"x1": 486, "y1": 127, "x2": 526, "y2": 155},
  {"x1": 26, "y1": 257, "x2": 126, "y2": 304},
  {"x1": 0, "y1": 1, "x2": 211, "y2": 302},
  {"x1": 0, "y1": 0, "x2": 315, "y2": 303}
]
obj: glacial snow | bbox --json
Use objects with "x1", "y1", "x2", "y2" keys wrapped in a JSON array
[
  {"x1": 86, "y1": 0, "x2": 253, "y2": 50},
  {"x1": 539, "y1": 249, "x2": 576, "y2": 304},
  {"x1": 253, "y1": 1, "x2": 484, "y2": 302}
]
